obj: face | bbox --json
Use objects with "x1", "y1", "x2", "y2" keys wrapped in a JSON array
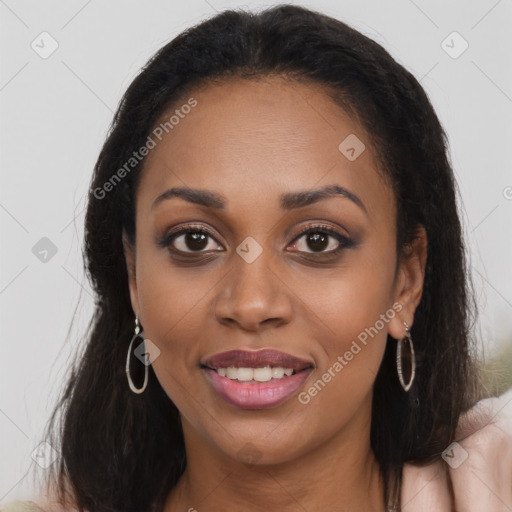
[{"x1": 124, "y1": 75, "x2": 425, "y2": 466}]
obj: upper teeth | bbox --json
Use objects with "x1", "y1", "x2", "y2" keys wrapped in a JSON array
[{"x1": 217, "y1": 366, "x2": 295, "y2": 382}]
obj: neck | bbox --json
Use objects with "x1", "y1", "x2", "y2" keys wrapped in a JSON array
[{"x1": 164, "y1": 401, "x2": 387, "y2": 511}]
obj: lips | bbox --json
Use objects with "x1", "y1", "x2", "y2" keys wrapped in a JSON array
[
  {"x1": 204, "y1": 367, "x2": 313, "y2": 409},
  {"x1": 201, "y1": 349, "x2": 314, "y2": 409},
  {"x1": 202, "y1": 349, "x2": 313, "y2": 372}
]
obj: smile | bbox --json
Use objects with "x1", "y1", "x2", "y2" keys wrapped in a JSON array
[
  {"x1": 201, "y1": 349, "x2": 314, "y2": 409},
  {"x1": 217, "y1": 366, "x2": 295, "y2": 381}
]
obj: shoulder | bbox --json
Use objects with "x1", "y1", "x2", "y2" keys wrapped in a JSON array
[
  {"x1": 0, "y1": 501, "x2": 47, "y2": 512},
  {"x1": 0, "y1": 500, "x2": 77, "y2": 512}
]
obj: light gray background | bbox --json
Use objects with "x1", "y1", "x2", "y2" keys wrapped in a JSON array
[{"x1": 1, "y1": 0, "x2": 511, "y2": 503}]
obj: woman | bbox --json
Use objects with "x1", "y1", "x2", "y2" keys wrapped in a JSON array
[{"x1": 2, "y1": 4, "x2": 511, "y2": 511}]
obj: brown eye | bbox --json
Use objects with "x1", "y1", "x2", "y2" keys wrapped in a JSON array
[
  {"x1": 289, "y1": 225, "x2": 352, "y2": 254},
  {"x1": 160, "y1": 226, "x2": 223, "y2": 254},
  {"x1": 300, "y1": 232, "x2": 331, "y2": 252},
  {"x1": 176, "y1": 231, "x2": 211, "y2": 252}
]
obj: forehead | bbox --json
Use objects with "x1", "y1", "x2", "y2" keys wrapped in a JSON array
[{"x1": 137, "y1": 76, "x2": 394, "y2": 220}]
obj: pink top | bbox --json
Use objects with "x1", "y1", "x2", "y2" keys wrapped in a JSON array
[{"x1": 0, "y1": 501, "x2": 47, "y2": 512}]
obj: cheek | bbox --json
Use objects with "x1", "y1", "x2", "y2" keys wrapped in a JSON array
[
  {"x1": 293, "y1": 275, "x2": 394, "y2": 438},
  {"x1": 301, "y1": 288, "x2": 391, "y2": 407},
  {"x1": 137, "y1": 265, "x2": 212, "y2": 354},
  {"x1": 302, "y1": 244, "x2": 397, "y2": 355},
  {"x1": 295, "y1": 239, "x2": 397, "y2": 402},
  {"x1": 134, "y1": 249, "x2": 222, "y2": 407},
  {"x1": 135, "y1": 234, "x2": 216, "y2": 335}
]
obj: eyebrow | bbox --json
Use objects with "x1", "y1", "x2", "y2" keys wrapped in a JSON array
[{"x1": 151, "y1": 184, "x2": 367, "y2": 215}]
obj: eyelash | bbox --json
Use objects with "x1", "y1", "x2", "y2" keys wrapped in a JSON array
[{"x1": 158, "y1": 223, "x2": 354, "y2": 258}]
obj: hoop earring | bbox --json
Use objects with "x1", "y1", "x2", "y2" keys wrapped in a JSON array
[
  {"x1": 396, "y1": 321, "x2": 416, "y2": 392},
  {"x1": 126, "y1": 315, "x2": 149, "y2": 394}
]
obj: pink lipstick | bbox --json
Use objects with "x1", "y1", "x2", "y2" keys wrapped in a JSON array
[{"x1": 201, "y1": 349, "x2": 314, "y2": 409}]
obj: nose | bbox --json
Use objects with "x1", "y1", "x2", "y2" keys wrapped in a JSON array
[{"x1": 214, "y1": 248, "x2": 293, "y2": 332}]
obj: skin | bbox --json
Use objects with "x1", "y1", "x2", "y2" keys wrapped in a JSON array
[{"x1": 123, "y1": 75, "x2": 427, "y2": 511}]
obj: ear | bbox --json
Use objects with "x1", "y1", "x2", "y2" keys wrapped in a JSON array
[
  {"x1": 122, "y1": 230, "x2": 139, "y2": 318},
  {"x1": 388, "y1": 226, "x2": 427, "y2": 339}
]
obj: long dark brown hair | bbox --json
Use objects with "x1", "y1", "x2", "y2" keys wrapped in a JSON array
[{"x1": 38, "y1": 4, "x2": 480, "y2": 511}]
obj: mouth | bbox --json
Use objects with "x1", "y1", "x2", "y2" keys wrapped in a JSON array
[{"x1": 201, "y1": 349, "x2": 314, "y2": 409}]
